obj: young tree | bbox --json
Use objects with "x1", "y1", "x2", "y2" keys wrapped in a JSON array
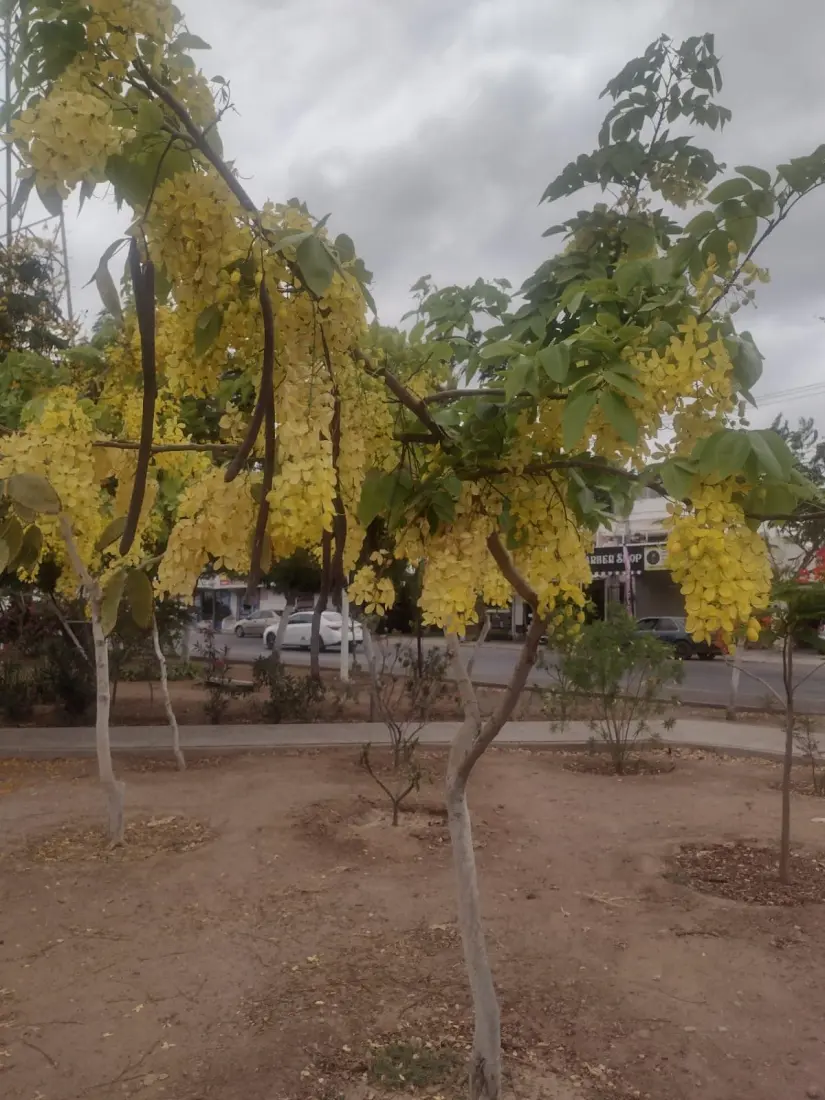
[{"x1": 6, "y1": 11, "x2": 825, "y2": 1098}]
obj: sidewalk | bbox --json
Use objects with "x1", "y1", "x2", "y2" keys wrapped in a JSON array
[{"x1": 0, "y1": 717, "x2": 812, "y2": 759}]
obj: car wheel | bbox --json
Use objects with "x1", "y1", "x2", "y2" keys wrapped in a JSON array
[
  {"x1": 265, "y1": 634, "x2": 275, "y2": 650},
  {"x1": 674, "y1": 641, "x2": 693, "y2": 660},
  {"x1": 698, "y1": 652, "x2": 716, "y2": 661},
  {"x1": 235, "y1": 625, "x2": 245, "y2": 638}
]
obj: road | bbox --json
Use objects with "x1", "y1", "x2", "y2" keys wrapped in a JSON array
[{"x1": 196, "y1": 630, "x2": 825, "y2": 713}]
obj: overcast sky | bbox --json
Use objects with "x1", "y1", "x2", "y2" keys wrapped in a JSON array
[{"x1": 62, "y1": 0, "x2": 825, "y2": 428}]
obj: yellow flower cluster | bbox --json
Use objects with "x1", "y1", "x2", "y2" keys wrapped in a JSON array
[
  {"x1": 86, "y1": 0, "x2": 175, "y2": 41},
  {"x1": 158, "y1": 469, "x2": 256, "y2": 599},
  {"x1": 349, "y1": 563, "x2": 396, "y2": 617},
  {"x1": 666, "y1": 481, "x2": 770, "y2": 643},
  {"x1": 634, "y1": 314, "x2": 736, "y2": 457},
  {"x1": 11, "y1": 89, "x2": 128, "y2": 197},
  {"x1": 146, "y1": 172, "x2": 251, "y2": 305}
]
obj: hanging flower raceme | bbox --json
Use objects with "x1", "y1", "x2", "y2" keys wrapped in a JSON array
[{"x1": 665, "y1": 480, "x2": 771, "y2": 643}]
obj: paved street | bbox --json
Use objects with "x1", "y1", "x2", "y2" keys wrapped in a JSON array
[{"x1": 200, "y1": 630, "x2": 825, "y2": 713}]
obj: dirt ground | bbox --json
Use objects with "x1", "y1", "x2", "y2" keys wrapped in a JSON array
[{"x1": 2, "y1": 748, "x2": 825, "y2": 1100}]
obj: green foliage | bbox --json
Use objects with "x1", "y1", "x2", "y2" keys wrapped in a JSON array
[
  {"x1": 556, "y1": 607, "x2": 683, "y2": 773},
  {"x1": 252, "y1": 654, "x2": 325, "y2": 723}
]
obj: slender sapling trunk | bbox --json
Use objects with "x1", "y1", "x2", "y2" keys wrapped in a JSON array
[
  {"x1": 59, "y1": 516, "x2": 125, "y2": 845},
  {"x1": 152, "y1": 616, "x2": 185, "y2": 771},
  {"x1": 780, "y1": 635, "x2": 795, "y2": 884}
]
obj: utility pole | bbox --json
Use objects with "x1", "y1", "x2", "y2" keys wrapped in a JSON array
[{"x1": 0, "y1": 2, "x2": 74, "y2": 329}]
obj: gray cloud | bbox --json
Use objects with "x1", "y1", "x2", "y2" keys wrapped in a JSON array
[{"x1": 67, "y1": 0, "x2": 825, "y2": 425}]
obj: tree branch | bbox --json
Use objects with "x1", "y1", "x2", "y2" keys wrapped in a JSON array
[
  {"x1": 93, "y1": 441, "x2": 237, "y2": 454},
  {"x1": 225, "y1": 277, "x2": 275, "y2": 482},
  {"x1": 354, "y1": 348, "x2": 454, "y2": 449},
  {"x1": 720, "y1": 656, "x2": 784, "y2": 706},
  {"x1": 423, "y1": 388, "x2": 565, "y2": 405},
  {"x1": 485, "y1": 532, "x2": 538, "y2": 607}
]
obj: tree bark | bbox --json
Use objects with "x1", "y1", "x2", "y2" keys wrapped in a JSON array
[
  {"x1": 59, "y1": 516, "x2": 125, "y2": 846},
  {"x1": 446, "y1": 601, "x2": 546, "y2": 1100},
  {"x1": 725, "y1": 642, "x2": 741, "y2": 721},
  {"x1": 466, "y1": 611, "x2": 491, "y2": 680},
  {"x1": 90, "y1": 590, "x2": 125, "y2": 845},
  {"x1": 152, "y1": 616, "x2": 185, "y2": 771},
  {"x1": 310, "y1": 531, "x2": 333, "y2": 681},
  {"x1": 780, "y1": 635, "x2": 794, "y2": 884},
  {"x1": 273, "y1": 598, "x2": 295, "y2": 659}
]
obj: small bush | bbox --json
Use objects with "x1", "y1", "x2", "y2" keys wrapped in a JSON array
[
  {"x1": 39, "y1": 635, "x2": 96, "y2": 718},
  {"x1": 252, "y1": 655, "x2": 324, "y2": 723},
  {"x1": 196, "y1": 626, "x2": 234, "y2": 724},
  {"x1": 0, "y1": 655, "x2": 36, "y2": 722},
  {"x1": 551, "y1": 607, "x2": 682, "y2": 773}
]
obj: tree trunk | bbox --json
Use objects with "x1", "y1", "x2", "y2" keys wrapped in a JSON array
[
  {"x1": 446, "y1": 599, "x2": 547, "y2": 1100},
  {"x1": 152, "y1": 616, "x2": 185, "y2": 771},
  {"x1": 361, "y1": 624, "x2": 382, "y2": 728},
  {"x1": 780, "y1": 636, "x2": 794, "y2": 884},
  {"x1": 466, "y1": 611, "x2": 491, "y2": 680},
  {"x1": 274, "y1": 598, "x2": 294, "y2": 659},
  {"x1": 446, "y1": 742, "x2": 501, "y2": 1100},
  {"x1": 726, "y1": 642, "x2": 742, "y2": 721},
  {"x1": 59, "y1": 515, "x2": 125, "y2": 846},
  {"x1": 89, "y1": 593, "x2": 125, "y2": 845},
  {"x1": 310, "y1": 532, "x2": 333, "y2": 682}
]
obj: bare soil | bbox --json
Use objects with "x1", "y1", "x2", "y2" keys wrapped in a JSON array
[{"x1": 1, "y1": 748, "x2": 825, "y2": 1099}]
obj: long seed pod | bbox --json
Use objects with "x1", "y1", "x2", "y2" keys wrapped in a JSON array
[
  {"x1": 225, "y1": 278, "x2": 274, "y2": 482},
  {"x1": 119, "y1": 237, "x2": 157, "y2": 556}
]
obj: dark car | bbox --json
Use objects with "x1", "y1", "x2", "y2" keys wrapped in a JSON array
[{"x1": 635, "y1": 616, "x2": 722, "y2": 660}]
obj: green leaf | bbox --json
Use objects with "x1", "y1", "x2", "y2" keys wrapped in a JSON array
[
  {"x1": 479, "y1": 339, "x2": 520, "y2": 360},
  {"x1": 624, "y1": 221, "x2": 656, "y2": 259},
  {"x1": 95, "y1": 516, "x2": 127, "y2": 553},
  {"x1": 706, "y1": 178, "x2": 753, "y2": 203},
  {"x1": 504, "y1": 359, "x2": 536, "y2": 402},
  {"x1": 172, "y1": 32, "x2": 211, "y2": 50},
  {"x1": 296, "y1": 235, "x2": 335, "y2": 297},
  {"x1": 35, "y1": 179, "x2": 63, "y2": 216},
  {"x1": 744, "y1": 189, "x2": 774, "y2": 218},
  {"x1": 7, "y1": 472, "x2": 61, "y2": 514},
  {"x1": 603, "y1": 369, "x2": 643, "y2": 399},
  {"x1": 683, "y1": 210, "x2": 718, "y2": 237},
  {"x1": 89, "y1": 238, "x2": 127, "y2": 324},
  {"x1": 136, "y1": 98, "x2": 164, "y2": 133},
  {"x1": 753, "y1": 429, "x2": 794, "y2": 479},
  {"x1": 10, "y1": 174, "x2": 35, "y2": 219},
  {"x1": 1, "y1": 515, "x2": 23, "y2": 564},
  {"x1": 735, "y1": 165, "x2": 772, "y2": 189},
  {"x1": 101, "y1": 571, "x2": 127, "y2": 638},
  {"x1": 750, "y1": 484, "x2": 797, "y2": 517},
  {"x1": 702, "y1": 228, "x2": 732, "y2": 269},
  {"x1": 334, "y1": 233, "x2": 356, "y2": 264},
  {"x1": 748, "y1": 431, "x2": 785, "y2": 480},
  {"x1": 563, "y1": 389, "x2": 598, "y2": 452},
  {"x1": 614, "y1": 259, "x2": 648, "y2": 297},
  {"x1": 599, "y1": 390, "x2": 638, "y2": 445},
  {"x1": 710, "y1": 430, "x2": 750, "y2": 479},
  {"x1": 16, "y1": 525, "x2": 42, "y2": 571},
  {"x1": 194, "y1": 304, "x2": 223, "y2": 357},
  {"x1": 125, "y1": 569, "x2": 154, "y2": 630},
  {"x1": 725, "y1": 207, "x2": 758, "y2": 252},
  {"x1": 538, "y1": 344, "x2": 570, "y2": 384},
  {"x1": 660, "y1": 460, "x2": 695, "y2": 501},
  {"x1": 357, "y1": 469, "x2": 398, "y2": 527}
]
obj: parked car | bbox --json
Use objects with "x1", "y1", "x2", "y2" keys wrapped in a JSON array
[
  {"x1": 635, "y1": 616, "x2": 722, "y2": 660},
  {"x1": 263, "y1": 610, "x2": 363, "y2": 651},
  {"x1": 234, "y1": 609, "x2": 280, "y2": 638}
]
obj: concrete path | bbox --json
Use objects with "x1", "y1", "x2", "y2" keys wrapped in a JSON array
[{"x1": 0, "y1": 718, "x2": 814, "y2": 760}]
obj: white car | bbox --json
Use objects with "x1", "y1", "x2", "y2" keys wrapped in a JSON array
[{"x1": 263, "y1": 610, "x2": 363, "y2": 652}]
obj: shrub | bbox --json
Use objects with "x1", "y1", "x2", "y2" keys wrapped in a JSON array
[
  {"x1": 554, "y1": 607, "x2": 682, "y2": 773},
  {"x1": 0, "y1": 654, "x2": 36, "y2": 722},
  {"x1": 252, "y1": 654, "x2": 325, "y2": 723}
]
